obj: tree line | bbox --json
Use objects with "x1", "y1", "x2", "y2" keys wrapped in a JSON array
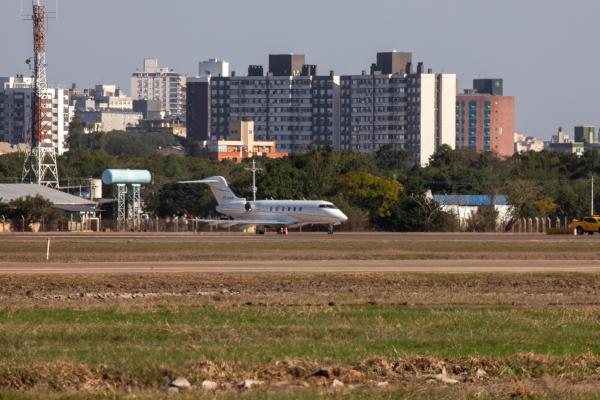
[{"x1": 1, "y1": 118, "x2": 599, "y2": 231}]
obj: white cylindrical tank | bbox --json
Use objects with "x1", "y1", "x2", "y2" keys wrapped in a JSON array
[
  {"x1": 91, "y1": 179, "x2": 103, "y2": 199},
  {"x1": 101, "y1": 169, "x2": 152, "y2": 185}
]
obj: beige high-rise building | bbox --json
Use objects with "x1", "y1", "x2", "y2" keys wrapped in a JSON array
[{"x1": 131, "y1": 58, "x2": 186, "y2": 118}]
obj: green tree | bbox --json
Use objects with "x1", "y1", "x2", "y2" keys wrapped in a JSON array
[
  {"x1": 465, "y1": 205, "x2": 499, "y2": 232},
  {"x1": 505, "y1": 180, "x2": 557, "y2": 219},
  {"x1": 338, "y1": 171, "x2": 402, "y2": 218},
  {"x1": 378, "y1": 193, "x2": 457, "y2": 232},
  {"x1": 0, "y1": 199, "x2": 9, "y2": 219},
  {"x1": 0, "y1": 152, "x2": 25, "y2": 180},
  {"x1": 8, "y1": 195, "x2": 62, "y2": 230},
  {"x1": 65, "y1": 115, "x2": 86, "y2": 154},
  {"x1": 155, "y1": 183, "x2": 216, "y2": 218}
]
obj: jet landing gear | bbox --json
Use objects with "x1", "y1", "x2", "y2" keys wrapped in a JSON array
[{"x1": 327, "y1": 225, "x2": 334, "y2": 235}]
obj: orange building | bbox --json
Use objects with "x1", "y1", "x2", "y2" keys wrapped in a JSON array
[
  {"x1": 207, "y1": 120, "x2": 287, "y2": 162},
  {"x1": 456, "y1": 79, "x2": 515, "y2": 157}
]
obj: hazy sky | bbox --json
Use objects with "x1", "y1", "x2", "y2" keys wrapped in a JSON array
[{"x1": 1, "y1": 0, "x2": 598, "y2": 140}]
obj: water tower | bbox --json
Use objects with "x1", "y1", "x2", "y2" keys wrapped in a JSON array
[{"x1": 101, "y1": 169, "x2": 151, "y2": 231}]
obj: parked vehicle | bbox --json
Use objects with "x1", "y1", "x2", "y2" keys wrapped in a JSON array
[{"x1": 568, "y1": 216, "x2": 600, "y2": 235}]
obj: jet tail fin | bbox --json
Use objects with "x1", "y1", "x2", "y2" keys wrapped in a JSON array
[{"x1": 179, "y1": 176, "x2": 244, "y2": 205}]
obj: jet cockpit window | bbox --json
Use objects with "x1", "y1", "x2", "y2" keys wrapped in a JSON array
[{"x1": 319, "y1": 204, "x2": 338, "y2": 209}]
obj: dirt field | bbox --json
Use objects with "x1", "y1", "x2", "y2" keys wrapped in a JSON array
[{"x1": 2, "y1": 233, "x2": 600, "y2": 399}]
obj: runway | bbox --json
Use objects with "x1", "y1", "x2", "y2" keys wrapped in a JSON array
[
  {"x1": 2, "y1": 232, "x2": 598, "y2": 274},
  {"x1": 2, "y1": 259, "x2": 600, "y2": 274},
  {"x1": 0, "y1": 231, "x2": 589, "y2": 242}
]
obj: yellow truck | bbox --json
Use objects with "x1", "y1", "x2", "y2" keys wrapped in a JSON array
[{"x1": 568, "y1": 216, "x2": 600, "y2": 235}]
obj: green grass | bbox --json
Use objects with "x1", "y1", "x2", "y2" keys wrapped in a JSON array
[
  {"x1": 3, "y1": 305, "x2": 600, "y2": 396},
  {"x1": 1, "y1": 305, "x2": 599, "y2": 370},
  {"x1": 3, "y1": 388, "x2": 600, "y2": 400}
]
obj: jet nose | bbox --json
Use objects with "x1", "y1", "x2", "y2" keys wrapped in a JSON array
[{"x1": 338, "y1": 210, "x2": 348, "y2": 223}]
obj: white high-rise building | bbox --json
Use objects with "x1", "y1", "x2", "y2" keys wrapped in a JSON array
[
  {"x1": 405, "y1": 72, "x2": 456, "y2": 166},
  {"x1": 0, "y1": 75, "x2": 73, "y2": 155},
  {"x1": 130, "y1": 58, "x2": 186, "y2": 118},
  {"x1": 198, "y1": 58, "x2": 229, "y2": 77}
]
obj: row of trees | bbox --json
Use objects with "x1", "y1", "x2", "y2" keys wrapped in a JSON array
[
  {"x1": 1, "y1": 119, "x2": 598, "y2": 231},
  {"x1": 0, "y1": 195, "x2": 62, "y2": 230}
]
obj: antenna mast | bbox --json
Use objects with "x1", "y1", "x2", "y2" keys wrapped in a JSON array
[{"x1": 21, "y1": 0, "x2": 59, "y2": 187}]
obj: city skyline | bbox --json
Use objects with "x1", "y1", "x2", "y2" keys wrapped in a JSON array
[{"x1": 1, "y1": 0, "x2": 599, "y2": 140}]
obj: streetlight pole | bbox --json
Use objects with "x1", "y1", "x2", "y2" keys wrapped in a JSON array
[{"x1": 592, "y1": 174, "x2": 595, "y2": 216}]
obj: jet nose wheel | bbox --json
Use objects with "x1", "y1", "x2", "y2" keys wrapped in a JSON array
[{"x1": 328, "y1": 225, "x2": 334, "y2": 235}]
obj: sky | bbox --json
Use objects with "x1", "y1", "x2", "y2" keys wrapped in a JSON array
[{"x1": 1, "y1": 0, "x2": 599, "y2": 140}]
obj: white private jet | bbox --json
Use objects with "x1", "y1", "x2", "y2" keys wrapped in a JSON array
[{"x1": 178, "y1": 176, "x2": 348, "y2": 234}]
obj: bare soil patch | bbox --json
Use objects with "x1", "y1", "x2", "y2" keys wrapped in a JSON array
[{"x1": 1, "y1": 272, "x2": 600, "y2": 309}]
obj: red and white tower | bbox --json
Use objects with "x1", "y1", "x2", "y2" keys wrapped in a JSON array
[{"x1": 22, "y1": 0, "x2": 59, "y2": 187}]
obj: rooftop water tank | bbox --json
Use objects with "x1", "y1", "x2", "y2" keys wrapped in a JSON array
[
  {"x1": 91, "y1": 178, "x2": 103, "y2": 199},
  {"x1": 101, "y1": 169, "x2": 151, "y2": 185}
]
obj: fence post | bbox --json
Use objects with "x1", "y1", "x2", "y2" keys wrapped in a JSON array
[{"x1": 542, "y1": 217, "x2": 545, "y2": 233}]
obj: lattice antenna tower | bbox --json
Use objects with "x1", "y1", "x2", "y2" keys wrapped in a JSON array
[{"x1": 21, "y1": 0, "x2": 59, "y2": 187}]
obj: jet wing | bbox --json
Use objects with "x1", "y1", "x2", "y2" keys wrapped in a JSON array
[{"x1": 191, "y1": 218, "x2": 295, "y2": 227}]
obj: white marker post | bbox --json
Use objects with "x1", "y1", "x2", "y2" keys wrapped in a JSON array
[{"x1": 46, "y1": 237, "x2": 50, "y2": 261}]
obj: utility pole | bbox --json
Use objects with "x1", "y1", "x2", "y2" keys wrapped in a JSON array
[
  {"x1": 592, "y1": 174, "x2": 595, "y2": 216},
  {"x1": 245, "y1": 159, "x2": 261, "y2": 202},
  {"x1": 21, "y1": 0, "x2": 59, "y2": 188}
]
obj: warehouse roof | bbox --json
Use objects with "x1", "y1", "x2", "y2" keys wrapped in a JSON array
[
  {"x1": 433, "y1": 194, "x2": 508, "y2": 207},
  {"x1": 0, "y1": 184, "x2": 96, "y2": 212}
]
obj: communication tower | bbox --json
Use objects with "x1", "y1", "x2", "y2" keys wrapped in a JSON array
[{"x1": 21, "y1": 0, "x2": 59, "y2": 187}]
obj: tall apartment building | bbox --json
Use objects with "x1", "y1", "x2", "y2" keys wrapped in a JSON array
[
  {"x1": 131, "y1": 58, "x2": 186, "y2": 118},
  {"x1": 186, "y1": 58, "x2": 231, "y2": 142},
  {"x1": 456, "y1": 79, "x2": 515, "y2": 157},
  {"x1": 202, "y1": 54, "x2": 340, "y2": 152},
  {"x1": 186, "y1": 77, "x2": 211, "y2": 141},
  {"x1": 340, "y1": 72, "x2": 408, "y2": 152},
  {"x1": 342, "y1": 54, "x2": 456, "y2": 165},
  {"x1": 0, "y1": 75, "x2": 73, "y2": 155},
  {"x1": 405, "y1": 70, "x2": 457, "y2": 166},
  {"x1": 187, "y1": 52, "x2": 456, "y2": 163},
  {"x1": 574, "y1": 126, "x2": 597, "y2": 144},
  {"x1": 198, "y1": 58, "x2": 229, "y2": 77},
  {"x1": 210, "y1": 72, "x2": 340, "y2": 152}
]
